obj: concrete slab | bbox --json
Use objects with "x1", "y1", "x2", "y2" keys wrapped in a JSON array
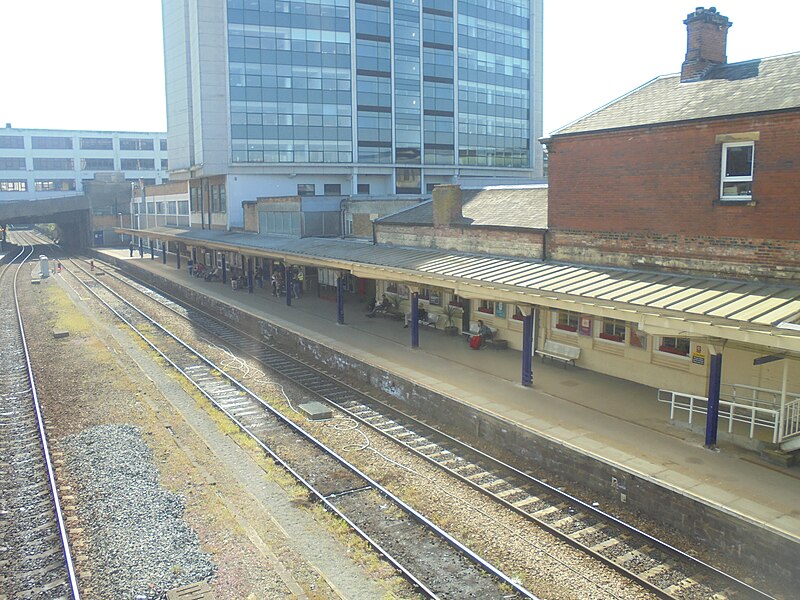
[{"x1": 298, "y1": 401, "x2": 333, "y2": 421}]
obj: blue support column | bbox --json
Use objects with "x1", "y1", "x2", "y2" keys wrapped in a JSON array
[
  {"x1": 221, "y1": 255, "x2": 227, "y2": 284},
  {"x1": 285, "y1": 267, "x2": 293, "y2": 307},
  {"x1": 162, "y1": 242, "x2": 167, "y2": 264},
  {"x1": 336, "y1": 275, "x2": 345, "y2": 324},
  {"x1": 522, "y1": 313, "x2": 533, "y2": 387},
  {"x1": 247, "y1": 257, "x2": 254, "y2": 293},
  {"x1": 411, "y1": 292, "x2": 419, "y2": 348},
  {"x1": 705, "y1": 353, "x2": 723, "y2": 448},
  {"x1": 176, "y1": 245, "x2": 181, "y2": 269},
  {"x1": 149, "y1": 239, "x2": 154, "y2": 259}
]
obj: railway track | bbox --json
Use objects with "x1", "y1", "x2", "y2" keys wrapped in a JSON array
[
  {"x1": 85, "y1": 255, "x2": 780, "y2": 600},
  {"x1": 61, "y1": 258, "x2": 538, "y2": 600},
  {"x1": 0, "y1": 245, "x2": 80, "y2": 600}
]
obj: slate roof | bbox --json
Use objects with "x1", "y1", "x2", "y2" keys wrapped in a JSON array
[
  {"x1": 552, "y1": 52, "x2": 800, "y2": 136},
  {"x1": 376, "y1": 185, "x2": 548, "y2": 230}
]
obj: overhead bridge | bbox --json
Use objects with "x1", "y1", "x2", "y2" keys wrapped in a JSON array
[
  {"x1": 0, "y1": 172, "x2": 135, "y2": 249},
  {"x1": 0, "y1": 194, "x2": 91, "y2": 248}
]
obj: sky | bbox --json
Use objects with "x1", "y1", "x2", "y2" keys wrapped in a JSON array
[{"x1": 1, "y1": 1, "x2": 799, "y2": 136}]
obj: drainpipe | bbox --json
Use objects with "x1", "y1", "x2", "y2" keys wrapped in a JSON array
[
  {"x1": 340, "y1": 197, "x2": 347, "y2": 238},
  {"x1": 542, "y1": 229, "x2": 548, "y2": 261}
]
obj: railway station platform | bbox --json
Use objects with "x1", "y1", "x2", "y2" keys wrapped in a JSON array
[{"x1": 97, "y1": 249, "x2": 800, "y2": 544}]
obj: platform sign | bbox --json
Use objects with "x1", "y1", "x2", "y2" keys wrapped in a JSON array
[{"x1": 692, "y1": 346, "x2": 705, "y2": 365}]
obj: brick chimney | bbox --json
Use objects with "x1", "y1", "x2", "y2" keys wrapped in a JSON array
[
  {"x1": 432, "y1": 184, "x2": 463, "y2": 227},
  {"x1": 681, "y1": 7, "x2": 732, "y2": 82}
]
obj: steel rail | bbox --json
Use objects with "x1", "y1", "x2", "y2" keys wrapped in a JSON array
[
  {"x1": 65, "y1": 258, "x2": 540, "y2": 600},
  {"x1": 5, "y1": 243, "x2": 81, "y2": 600}
]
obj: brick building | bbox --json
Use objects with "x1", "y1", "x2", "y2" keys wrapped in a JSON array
[
  {"x1": 544, "y1": 7, "x2": 800, "y2": 283},
  {"x1": 375, "y1": 184, "x2": 548, "y2": 259}
]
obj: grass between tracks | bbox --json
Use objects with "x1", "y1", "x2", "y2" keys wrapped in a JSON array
[
  {"x1": 142, "y1": 341, "x2": 415, "y2": 600},
  {"x1": 44, "y1": 282, "x2": 93, "y2": 334}
]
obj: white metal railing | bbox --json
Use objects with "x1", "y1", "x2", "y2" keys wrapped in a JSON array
[
  {"x1": 657, "y1": 389, "x2": 780, "y2": 442},
  {"x1": 721, "y1": 383, "x2": 800, "y2": 443},
  {"x1": 783, "y1": 398, "x2": 800, "y2": 441}
]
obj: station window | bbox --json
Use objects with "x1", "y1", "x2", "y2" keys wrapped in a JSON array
[
  {"x1": 120, "y1": 138, "x2": 155, "y2": 151},
  {"x1": 599, "y1": 318, "x2": 626, "y2": 343},
  {"x1": 555, "y1": 311, "x2": 579, "y2": 332},
  {"x1": 324, "y1": 183, "x2": 341, "y2": 195},
  {"x1": 357, "y1": 183, "x2": 370, "y2": 194},
  {"x1": 35, "y1": 179, "x2": 76, "y2": 192},
  {"x1": 0, "y1": 179, "x2": 27, "y2": 192},
  {"x1": 658, "y1": 336, "x2": 690, "y2": 357},
  {"x1": 721, "y1": 141, "x2": 754, "y2": 199},
  {"x1": 629, "y1": 327, "x2": 648, "y2": 350},
  {"x1": 297, "y1": 183, "x2": 316, "y2": 196},
  {"x1": 219, "y1": 184, "x2": 226, "y2": 212},
  {"x1": 478, "y1": 299, "x2": 494, "y2": 314}
]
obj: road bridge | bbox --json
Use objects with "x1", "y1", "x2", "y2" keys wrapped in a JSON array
[{"x1": 0, "y1": 173, "x2": 133, "y2": 248}]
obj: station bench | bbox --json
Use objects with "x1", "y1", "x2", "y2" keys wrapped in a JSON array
[
  {"x1": 406, "y1": 313, "x2": 439, "y2": 328},
  {"x1": 461, "y1": 322, "x2": 508, "y2": 349},
  {"x1": 535, "y1": 339, "x2": 580, "y2": 367}
]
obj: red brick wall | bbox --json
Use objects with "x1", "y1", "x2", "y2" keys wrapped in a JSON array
[
  {"x1": 548, "y1": 111, "x2": 800, "y2": 280},
  {"x1": 376, "y1": 224, "x2": 544, "y2": 259}
]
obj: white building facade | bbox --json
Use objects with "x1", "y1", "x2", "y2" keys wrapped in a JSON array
[
  {"x1": 162, "y1": 0, "x2": 544, "y2": 228},
  {"x1": 0, "y1": 126, "x2": 169, "y2": 202}
]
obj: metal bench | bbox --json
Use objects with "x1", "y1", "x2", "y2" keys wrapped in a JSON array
[
  {"x1": 403, "y1": 313, "x2": 439, "y2": 328},
  {"x1": 461, "y1": 322, "x2": 506, "y2": 349},
  {"x1": 422, "y1": 313, "x2": 439, "y2": 328},
  {"x1": 535, "y1": 339, "x2": 580, "y2": 367}
]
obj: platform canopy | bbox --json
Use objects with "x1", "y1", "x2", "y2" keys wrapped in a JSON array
[{"x1": 119, "y1": 226, "x2": 800, "y2": 355}]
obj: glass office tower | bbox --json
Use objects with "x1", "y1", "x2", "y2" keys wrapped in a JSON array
[{"x1": 165, "y1": 0, "x2": 541, "y2": 206}]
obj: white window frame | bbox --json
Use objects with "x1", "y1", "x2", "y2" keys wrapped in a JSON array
[
  {"x1": 344, "y1": 212, "x2": 353, "y2": 236},
  {"x1": 720, "y1": 141, "x2": 754, "y2": 200},
  {"x1": 657, "y1": 336, "x2": 691, "y2": 358}
]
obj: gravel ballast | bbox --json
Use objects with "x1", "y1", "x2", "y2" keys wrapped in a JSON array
[{"x1": 59, "y1": 424, "x2": 216, "y2": 599}]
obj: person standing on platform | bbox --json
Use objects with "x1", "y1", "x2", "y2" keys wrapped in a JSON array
[{"x1": 129, "y1": 241, "x2": 134, "y2": 257}]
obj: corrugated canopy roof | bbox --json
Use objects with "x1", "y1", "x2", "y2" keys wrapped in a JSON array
[
  {"x1": 552, "y1": 52, "x2": 800, "y2": 136},
  {"x1": 137, "y1": 227, "x2": 800, "y2": 340}
]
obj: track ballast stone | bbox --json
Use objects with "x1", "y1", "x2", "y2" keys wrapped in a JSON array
[{"x1": 59, "y1": 424, "x2": 216, "y2": 599}]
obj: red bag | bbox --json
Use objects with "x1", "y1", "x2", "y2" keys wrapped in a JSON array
[{"x1": 469, "y1": 335, "x2": 482, "y2": 349}]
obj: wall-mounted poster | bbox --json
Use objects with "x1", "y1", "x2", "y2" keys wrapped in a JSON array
[
  {"x1": 495, "y1": 302, "x2": 506, "y2": 318},
  {"x1": 579, "y1": 315, "x2": 593, "y2": 336}
]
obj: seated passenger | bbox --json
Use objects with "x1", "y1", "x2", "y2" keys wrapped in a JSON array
[{"x1": 366, "y1": 294, "x2": 391, "y2": 317}]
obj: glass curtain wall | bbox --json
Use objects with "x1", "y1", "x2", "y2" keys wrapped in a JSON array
[
  {"x1": 457, "y1": 0, "x2": 530, "y2": 168},
  {"x1": 355, "y1": 0, "x2": 392, "y2": 164},
  {"x1": 224, "y1": 0, "x2": 532, "y2": 175},
  {"x1": 227, "y1": 0, "x2": 353, "y2": 164}
]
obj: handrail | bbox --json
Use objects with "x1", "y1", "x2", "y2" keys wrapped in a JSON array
[
  {"x1": 782, "y1": 398, "x2": 800, "y2": 441},
  {"x1": 720, "y1": 383, "x2": 800, "y2": 411},
  {"x1": 658, "y1": 389, "x2": 780, "y2": 442}
]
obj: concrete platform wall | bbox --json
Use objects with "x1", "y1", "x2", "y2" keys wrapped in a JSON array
[{"x1": 104, "y1": 253, "x2": 799, "y2": 591}]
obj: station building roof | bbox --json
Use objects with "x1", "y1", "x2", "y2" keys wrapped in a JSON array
[
  {"x1": 549, "y1": 52, "x2": 800, "y2": 137},
  {"x1": 129, "y1": 226, "x2": 800, "y2": 354},
  {"x1": 376, "y1": 185, "x2": 548, "y2": 230}
]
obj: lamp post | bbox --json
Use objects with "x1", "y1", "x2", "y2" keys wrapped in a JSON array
[{"x1": 118, "y1": 212, "x2": 125, "y2": 244}]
